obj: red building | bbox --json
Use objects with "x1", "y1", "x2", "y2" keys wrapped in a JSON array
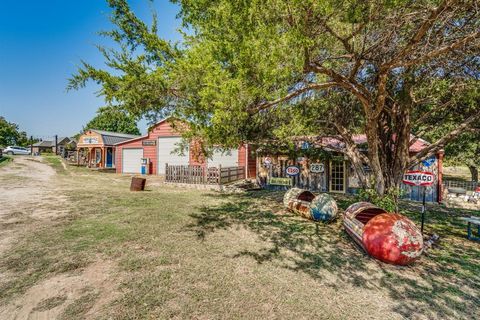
[{"x1": 115, "y1": 118, "x2": 256, "y2": 178}]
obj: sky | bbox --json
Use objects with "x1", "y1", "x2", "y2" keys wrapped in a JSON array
[{"x1": 0, "y1": 0, "x2": 181, "y2": 138}]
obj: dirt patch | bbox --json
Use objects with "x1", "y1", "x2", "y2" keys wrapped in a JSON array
[
  {"x1": 0, "y1": 259, "x2": 118, "y2": 320},
  {"x1": 0, "y1": 157, "x2": 68, "y2": 255}
]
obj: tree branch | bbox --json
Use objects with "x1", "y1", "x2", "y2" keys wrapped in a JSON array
[
  {"x1": 391, "y1": 31, "x2": 480, "y2": 69},
  {"x1": 409, "y1": 112, "x2": 480, "y2": 166},
  {"x1": 390, "y1": 0, "x2": 456, "y2": 65},
  {"x1": 248, "y1": 82, "x2": 337, "y2": 113}
]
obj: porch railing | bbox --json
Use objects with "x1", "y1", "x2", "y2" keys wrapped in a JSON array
[{"x1": 165, "y1": 164, "x2": 245, "y2": 185}]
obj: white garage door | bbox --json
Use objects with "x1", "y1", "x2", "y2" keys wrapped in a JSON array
[
  {"x1": 208, "y1": 149, "x2": 239, "y2": 167},
  {"x1": 158, "y1": 137, "x2": 190, "y2": 174},
  {"x1": 122, "y1": 148, "x2": 143, "y2": 174}
]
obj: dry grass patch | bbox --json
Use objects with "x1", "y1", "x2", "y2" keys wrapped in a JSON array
[{"x1": 0, "y1": 162, "x2": 479, "y2": 319}]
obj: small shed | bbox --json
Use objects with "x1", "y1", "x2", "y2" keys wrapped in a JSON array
[{"x1": 76, "y1": 130, "x2": 140, "y2": 169}]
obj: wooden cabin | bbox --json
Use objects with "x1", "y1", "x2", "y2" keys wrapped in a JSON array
[
  {"x1": 257, "y1": 135, "x2": 444, "y2": 203},
  {"x1": 76, "y1": 130, "x2": 140, "y2": 169}
]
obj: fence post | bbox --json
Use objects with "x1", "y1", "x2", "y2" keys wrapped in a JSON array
[
  {"x1": 165, "y1": 163, "x2": 168, "y2": 181},
  {"x1": 218, "y1": 164, "x2": 222, "y2": 185}
]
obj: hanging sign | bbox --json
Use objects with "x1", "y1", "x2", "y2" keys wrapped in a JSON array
[
  {"x1": 403, "y1": 170, "x2": 435, "y2": 187},
  {"x1": 310, "y1": 163, "x2": 325, "y2": 173},
  {"x1": 285, "y1": 166, "x2": 300, "y2": 176},
  {"x1": 263, "y1": 157, "x2": 272, "y2": 165}
]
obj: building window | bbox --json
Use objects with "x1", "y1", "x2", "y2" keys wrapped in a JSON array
[{"x1": 330, "y1": 160, "x2": 346, "y2": 193}]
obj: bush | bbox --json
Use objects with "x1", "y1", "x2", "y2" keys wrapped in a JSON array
[{"x1": 357, "y1": 188, "x2": 403, "y2": 212}]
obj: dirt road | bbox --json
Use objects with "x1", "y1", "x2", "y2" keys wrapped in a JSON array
[
  {"x1": 0, "y1": 157, "x2": 62, "y2": 255},
  {"x1": 0, "y1": 157, "x2": 110, "y2": 320}
]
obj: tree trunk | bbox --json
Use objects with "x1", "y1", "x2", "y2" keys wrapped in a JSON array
[
  {"x1": 365, "y1": 118, "x2": 386, "y2": 195},
  {"x1": 469, "y1": 166, "x2": 478, "y2": 182}
]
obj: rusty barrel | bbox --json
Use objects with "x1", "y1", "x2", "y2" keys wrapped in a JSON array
[
  {"x1": 283, "y1": 188, "x2": 338, "y2": 222},
  {"x1": 130, "y1": 177, "x2": 146, "y2": 191},
  {"x1": 343, "y1": 202, "x2": 424, "y2": 266}
]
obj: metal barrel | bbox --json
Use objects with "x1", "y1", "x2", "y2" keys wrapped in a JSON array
[
  {"x1": 343, "y1": 202, "x2": 423, "y2": 265},
  {"x1": 283, "y1": 188, "x2": 338, "y2": 222},
  {"x1": 343, "y1": 202, "x2": 388, "y2": 251},
  {"x1": 130, "y1": 177, "x2": 146, "y2": 191}
]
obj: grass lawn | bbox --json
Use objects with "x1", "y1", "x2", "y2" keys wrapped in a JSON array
[
  {"x1": 0, "y1": 159, "x2": 479, "y2": 319},
  {"x1": 0, "y1": 156, "x2": 12, "y2": 168}
]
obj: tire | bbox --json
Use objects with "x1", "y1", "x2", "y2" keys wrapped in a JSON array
[{"x1": 6, "y1": 151, "x2": 14, "y2": 155}]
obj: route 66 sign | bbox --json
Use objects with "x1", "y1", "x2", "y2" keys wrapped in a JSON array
[
  {"x1": 285, "y1": 166, "x2": 300, "y2": 176},
  {"x1": 310, "y1": 163, "x2": 325, "y2": 173}
]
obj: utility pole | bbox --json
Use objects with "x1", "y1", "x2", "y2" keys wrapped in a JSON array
[
  {"x1": 30, "y1": 136, "x2": 33, "y2": 155},
  {"x1": 55, "y1": 135, "x2": 58, "y2": 155}
]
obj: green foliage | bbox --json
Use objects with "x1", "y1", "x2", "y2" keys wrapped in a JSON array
[
  {"x1": 357, "y1": 188, "x2": 403, "y2": 212},
  {"x1": 0, "y1": 117, "x2": 28, "y2": 147},
  {"x1": 69, "y1": 0, "x2": 480, "y2": 194},
  {"x1": 83, "y1": 106, "x2": 140, "y2": 135}
]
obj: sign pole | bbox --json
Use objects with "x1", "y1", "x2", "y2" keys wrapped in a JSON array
[{"x1": 421, "y1": 186, "x2": 426, "y2": 234}]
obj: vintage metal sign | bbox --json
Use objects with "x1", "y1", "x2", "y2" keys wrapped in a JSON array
[
  {"x1": 268, "y1": 177, "x2": 292, "y2": 186},
  {"x1": 285, "y1": 166, "x2": 300, "y2": 176},
  {"x1": 263, "y1": 157, "x2": 272, "y2": 165},
  {"x1": 82, "y1": 137, "x2": 99, "y2": 144},
  {"x1": 310, "y1": 163, "x2": 325, "y2": 173},
  {"x1": 142, "y1": 140, "x2": 156, "y2": 146},
  {"x1": 403, "y1": 171, "x2": 435, "y2": 186},
  {"x1": 421, "y1": 156, "x2": 436, "y2": 168}
]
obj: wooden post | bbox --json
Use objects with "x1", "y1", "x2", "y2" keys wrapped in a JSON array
[
  {"x1": 218, "y1": 164, "x2": 222, "y2": 185},
  {"x1": 101, "y1": 147, "x2": 105, "y2": 168},
  {"x1": 54, "y1": 135, "x2": 58, "y2": 155},
  {"x1": 165, "y1": 163, "x2": 168, "y2": 180},
  {"x1": 437, "y1": 151, "x2": 444, "y2": 203}
]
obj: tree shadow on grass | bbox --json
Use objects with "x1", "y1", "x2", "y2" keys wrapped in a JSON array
[{"x1": 187, "y1": 191, "x2": 480, "y2": 319}]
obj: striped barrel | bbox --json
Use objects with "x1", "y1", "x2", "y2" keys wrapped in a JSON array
[
  {"x1": 283, "y1": 188, "x2": 338, "y2": 222},
  {"x1": 343, "y1": 202, "x2": 424, "y2": 265}
]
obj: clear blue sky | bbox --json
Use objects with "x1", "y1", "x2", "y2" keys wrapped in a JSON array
[{"x1": 0, "y1": 0, "x2": 181, "y2": 138}]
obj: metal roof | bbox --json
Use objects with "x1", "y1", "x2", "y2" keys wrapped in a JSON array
[
  {"x1": 89, "y1": 130, "x2": 141, "y2": 146},
  {"x1": 33, "y1": 137, "x2": 75, "y2": 147},
  {"x1": 33, "y1": 140, "x2": 54, "y2": 147}
]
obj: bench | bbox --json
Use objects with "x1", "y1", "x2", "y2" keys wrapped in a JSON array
[{"x1": 459, "y1": 216, "x2": 480, "y2": 241}]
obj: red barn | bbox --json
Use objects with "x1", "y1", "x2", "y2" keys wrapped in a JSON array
[{"x1": 115, "y1": 118, "x2": 256, "y2": 178}]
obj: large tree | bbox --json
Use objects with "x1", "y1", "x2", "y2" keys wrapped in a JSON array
[
  {"x1": 0, "y1": 116, "x2": 28, "y2": 147},
  {"x1": 83, "y1": 106, "x2": 141, "y2": 135},
  {"x1": 70, "y1": 0, "x2": 480, "y2": 195}
]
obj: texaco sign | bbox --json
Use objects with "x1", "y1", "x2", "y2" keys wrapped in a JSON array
[{"x1": 402, "y1": 170, "x2": 435, "y2": 187}]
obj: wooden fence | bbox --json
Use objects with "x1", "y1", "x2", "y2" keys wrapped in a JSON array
[{"x1": 165, "y1": 164, "x2": 245, "y2": 185}]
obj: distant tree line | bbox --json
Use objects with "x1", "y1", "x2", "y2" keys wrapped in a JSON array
[{"x1": 0, "y1": 116, "x2": 29, "y2": 147}]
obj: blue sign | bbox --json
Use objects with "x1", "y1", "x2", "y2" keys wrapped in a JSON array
[
  {"x1": 301, "y1": 142, "x2": 310, "y2": 150},
  {"x1": 422, "y1": 156, "x2": 436, "y2": 168}
]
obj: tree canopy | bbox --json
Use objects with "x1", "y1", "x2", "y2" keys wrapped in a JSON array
[
  {"x1": 69, "y1": 0, "x2": 480, "y2": 194},
  {"x1": 83, "y1": 106, "x2": 141, "y2": 135},
  {"x1": 0, "y1": 116, "x2": 28, "y2": 147}
]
